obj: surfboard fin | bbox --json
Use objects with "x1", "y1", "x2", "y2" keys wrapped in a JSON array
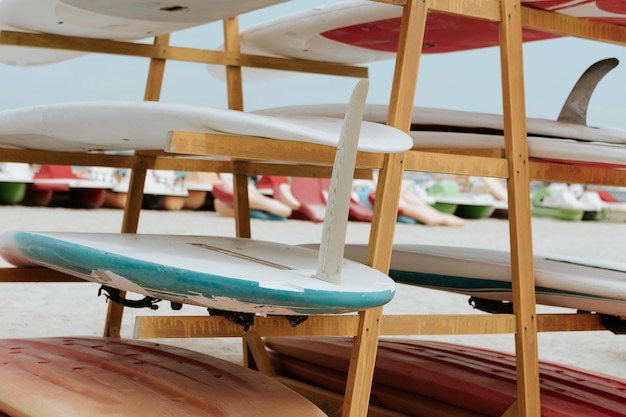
[
  {"x1": 314, "y1": 78, "x2": 369, "y2": 284},
  {"x1": 557, "y1": 58, "x2": 619, "y2": 125}
]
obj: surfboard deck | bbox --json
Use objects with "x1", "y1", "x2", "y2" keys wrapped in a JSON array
[
  {"x1": 0, "y1": 0, "x2": 290, "y2": 65},
  {"x1": 0, "y1": 232, "x2": 396, "y2": 315},
  {"x1": 0, "y1": 336, "x2": 326, "y2": 417},
  {"x1": 238, "y1": 0, "x2": 626, "y2": 63},
  {"x1": 333, "y1": 243, "x2": 626, "y2": 317},
  {"x1": 0, "y1": 100, "x2": 413, "y2": 153},
  {"x1": 265, "y1": 337, "x2": 626, "y2": 417}
]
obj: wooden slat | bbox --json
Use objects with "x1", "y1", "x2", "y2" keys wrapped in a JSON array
[
  {"x1": 522, "y1": 6, "x2": 626, "y2": 46},
  {"x1": 530, "y1": 161, "x2": 626, "y2": 186},
  {"x1": 274, "y1": 377, "x2": 411, "y2": 417},
  {"x1": 499, "y1": 0, "x2": 541, "y2": 413},
  {"x1": 0, "y1": 30, "x2": 368, "y2": 78},
  {"x1": 166, "y1": 131, "x2": 386, "y2": 168},
  {"x1": 537, "y1": 314, "x2": 606, "y2": 332},
  {"x1": 0, "y1": 267, "x2": 83, "y2": 283},
  {"x1": 143, "y1": 35, "x2": 169, "y2": 102},
  {"x1": 222, "y1": 16, "x2": 253, "y2": 241},
  {"x1": 405, "y1": 150, "x2": 509, "y2": 178},
  {"x1": 133, "y1": 313, "x2": 609, "y2": 339},
  {"x1": 0, "y1": 149, "x2": 140, "y2": 168},
  {"x1": 103, "y1": 32, "x2": 173, "y2": 339},
  {"x1": 413, "y1": 147, "x2": 503, "y2": 158},
  {"x1": 133, "y1": 314, "x2": 513, "y2": 339},
  {"x1": 430, "y1": 0, "x2": 501, "y2": 22},
  {"x1": 341, "y1": 0, "x2": 430, "y2": 414},
  {"x1": 373, "y1": 0, "x2": 408, "y2": 6},
  {"x1": 0, "y1": 148, "x2": 373, "y2": 179},
  {"x1": 382, "y1": 314, "x2": 516, "y2": 335},
  {"x1": 223, "y1": 17, "x2": 245, "y2": 113},
  {"x1": 133, "y1": 315, "x2": 361, "y2": 339}
]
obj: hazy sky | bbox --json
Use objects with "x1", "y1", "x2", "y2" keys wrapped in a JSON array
[{"x1": 1, "y1": 0, "x2": 625, "y2": 130}]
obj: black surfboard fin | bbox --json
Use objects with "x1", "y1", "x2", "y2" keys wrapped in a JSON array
[{"x1": 557, "y1": 58, "x2": 619, "y2": 125}]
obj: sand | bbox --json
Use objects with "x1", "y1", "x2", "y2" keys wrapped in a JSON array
[{"x1": 0, "y1": 205, "x2": 625, "y2": 379}]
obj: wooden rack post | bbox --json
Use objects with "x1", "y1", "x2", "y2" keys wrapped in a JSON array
[{"x1": 103, "y1": 34, "x2": 172, "y2": 338}]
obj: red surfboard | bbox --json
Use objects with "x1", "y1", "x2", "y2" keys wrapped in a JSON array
[
  {"x1": 236, "y1": 0, "x2": 626, "y2": 66},
  {"x1": 0, "y1": 337, "x2": 326, "y2": 417},
  {"x1": 266, "y1": 337, "x2": 626, "y2": 417}
]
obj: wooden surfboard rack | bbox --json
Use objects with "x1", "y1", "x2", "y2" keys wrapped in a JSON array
[{"x1": 2, "y1": 1, "x2": 626, "y2": 417}]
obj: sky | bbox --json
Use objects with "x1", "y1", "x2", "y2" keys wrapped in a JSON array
[{"x1": 1, "y1": 0, "x2": 625, "y2": 130}]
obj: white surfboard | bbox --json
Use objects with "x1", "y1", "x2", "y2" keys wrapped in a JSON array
[
  {"x1": 257, "y1": 103, "x2": 626, "y2": 168},
  {"x1": 320, "y1": 243, "x2": 626, "y2": 318},
  {"x1": 0, "y1": 232, "x2": 396, "y2": 315},
  {"x1": 237, "y1": 0, "x2": 626, "y2": 64},
  {"x1": 0, "y1": 100, "x2": 413, "y2": 153},
  {"x1": 258, "y1": 102, "x2": 626, "y2": 145},
  {"x1": 0, "y1": 0, "x2": 290, "y2": 66}
]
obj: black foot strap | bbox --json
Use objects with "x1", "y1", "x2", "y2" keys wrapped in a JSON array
[
  {"x1": 284, "y1": 315, "x2": 308, "y2": 327},
  {"x1": 599, "y1": 314, "x2": 626, "y2": 335},
  {"x1": 469, "y1": 297, "x2": 513, "y2": 314},
  {"x1": 208, "y1": 308, "x2": 255, "y2": 331},
  {"x1": 98, "y1": 286, "x2": 160, "y2": 310}
]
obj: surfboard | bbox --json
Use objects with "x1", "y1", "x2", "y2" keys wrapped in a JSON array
[
  {"x1": 257, "y1": 104, "x2": 626, "y2": 168},
  {"x1": 265, "y1": 337, "x2": 626, "y2": 417},
  {"x1": 237, "y1": 0, "x2": 626, "y2": 63},
  {"x1": 0, "y1": 232, "x2": 396, "y2": 315},
  {"x1": 329, "y1": 243, "x2": 626, "y2": 318},
  {"x1": 0, "y1": 0, "x2": 290, "y2": 66},
  {"x1": 0, "y1": 100, "x2": 413, "y2": 153},
  {"x1": 0, "y1": 336, "x2": 326, "y2": 417},
  {"x1": 257, "y1": 57, "x2": 626, "y2": 151}
]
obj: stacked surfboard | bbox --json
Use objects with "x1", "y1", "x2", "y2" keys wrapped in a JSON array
[
  {"x1": 266, "y1": 337, "x2": 626, "y2": 417},
  {"x1": 0, "y1": 336, "x2": 327, "y2": 417},
  {"x1": 0, "y1": 0, "x2": 291, "y2": 65},
  {"x1": 341, "y1": 243, "x2": 626, "y2": 319},
  {"x1": 257, "y1": 98, "x2": 626, "y2": 169},
  {"x1": 0, "y1": 80, "x2": 414, "y2": 317}
]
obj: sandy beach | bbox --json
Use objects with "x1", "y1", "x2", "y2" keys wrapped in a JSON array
[{"x1": 0, "y1": 205, "x2": 625, "y2": 380}]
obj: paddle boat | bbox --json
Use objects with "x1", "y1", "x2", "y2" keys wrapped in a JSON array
[
  {"x1": 102, "y1": 168, "x2": 189, "y2": 211},
  {"x1": 23, "y1": 165, "x2": 113, "y2": 208},
  {"x1": 0, "y1": 163, "x2": 32, "y2": 205}
]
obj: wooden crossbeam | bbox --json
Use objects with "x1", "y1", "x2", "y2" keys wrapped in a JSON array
[
  {"x1": 166, "y1": 131, "x2": 387, "y2": 169},
  {"x1": 522, "y1": 6, "x2": 626, "y2": 46},
  {"x1": 0, "y1": 30, "x2": 368, "y2": 78},
  {"x1": 133, "y1": 312, "x2": 607, "y2": 339}
]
